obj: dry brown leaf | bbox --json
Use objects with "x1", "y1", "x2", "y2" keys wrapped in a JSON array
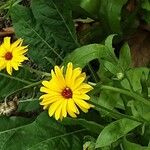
[{"x1": 128, "y1": 29, "x2": 150, "y2": 67}]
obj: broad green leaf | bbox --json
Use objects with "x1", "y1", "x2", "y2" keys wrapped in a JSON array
[
  {"x1": 104, "y1": 34, "x2": 118, "y2": 64},
  {"x1": 17, "y1": 98, "x2": 40, "y2": 112},
  {"x1": 11, "y1": 1, "x2": 78, "y2": 69},
  {"x1": 0, "y1": 116, "x2": 33, "y2": 133},
  {"x1": 121, "y1": 68, "x2": 149, "y2": 93},
  {"x1": 11, "y1": 5, "x2": 54, "y2": 69},
  {"x1": 118, "y1": 43, "x2": 131, "y2": 71},
  {"x1": 133, "y1": 101, "x2": 150, "y2": 121},
  {"x1": 80, "y1": 0, "x2": 100, "y2": 16},
  {"x1": 0, "y1": 68, "x2": 35, "y2": 99},
  {"x1": 98, "y1": 90, "x2": 121, "y2": 116},
  {"x1": 142, "y1": 0, "x2": 150, "y2": 11},
  {"x1": 95, "y1": 118, "x2": 141, "y2": 148},
  {"x1": 98, "y1": 0, "x2": 127, "y2": 33},
  {"x1": 64, "y1": 44, "x2": 111, "y2": 68},
  {"x1": 103, "y1": 61, "x2": 121, "y2": 75},
  {"x1": 62, "y1": 117, "x2": 104, "y2": 134},
  {"x1": 123, "y1": 137, "x2": 150, "y2": 150},
  {"x1": 0, "y1": 116, "x2": 33, "y2": 149},
  {"x1": 1, "y1": 112, "x2": 82, "y2": 150},
  {"x1": 104, "y1": 34, "x2": 116, "y2": 51},
  {"x1": 31, "y1": 0, "x2": 79, "y2": 49}
]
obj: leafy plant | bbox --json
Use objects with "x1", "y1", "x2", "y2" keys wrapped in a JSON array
[{"x1": 0, "y1": 0, "x2": 149, "y2": 149}]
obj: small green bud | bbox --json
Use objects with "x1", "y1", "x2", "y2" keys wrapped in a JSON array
[{"x1": 116, "y1": 72, "x2": 124, "y2": 80}]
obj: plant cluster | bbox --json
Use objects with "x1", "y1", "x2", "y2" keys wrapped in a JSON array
[{"x1": 0, "y1": 0, "x2": 149, "y2": 149}]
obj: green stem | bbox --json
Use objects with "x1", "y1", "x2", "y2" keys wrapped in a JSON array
[
  {"x1": 23, "y1": 65, "x2": 51, "y2": 77},
  {"x1": 90, "y1": 101, "x2": 143, "y2": 123},
  {"x1": 0, "y1": 72, "x2": 31, "y2": 84},
  {"x1": 87, "y1": 63, "x2": 99, "y2": 83},
  {"x1": 124, "y1": 72, "x2": 134, "y2": 92},
  {"x1": 101, "y1": 85, "x2": 150, "y2": 107},
  {"x1": 4, "y1": 81, "x2": 42, "y2": 103}
]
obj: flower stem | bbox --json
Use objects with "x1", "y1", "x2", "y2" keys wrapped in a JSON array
[
  {"x1": 90, "y1": 101, "x2": 143, "y2": 123},
  {"x1": 0, "y1": 72, "x2": 31, "y2": 84},
  {"x1": 101, "y1": 85, "x2": 150, "y2": 106},
  {"x1": 23, "y1": 65, "x2": 50, "y2": 77},
  {"x1": 4, "y1": 81, "x2": 42, "y2": 103}
]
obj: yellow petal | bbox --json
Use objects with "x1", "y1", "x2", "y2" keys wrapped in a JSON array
[
  {"x1": 67, "y1": 101, "x2": 77, "y2": 118},
  {"x1": 11, "y1": 38, "x2": 23, "y2": 49},
  {"x1": 3, "y1": 37, "x2": 11, "y2": 49},
  {"x1": 40, "y1": 87, "x2": 60, "y2": 96},
  {"x1": 73, "y1": 94, "x2": 90, "y2": 100},
  {"x1": 6, "y1": 62, "x2": 13, "y2": 75},
  {"x1": 11, "y1": 61, "x2": 19, "y2": 70},
  {"x1": 55, "y1": 103, "x2": 63, "y2": 120},
  {"x1": 69, "y1": 67, "x2": 81, "y2": 87},
  {"x1": 51, "y1": 69, "x2": 65, "y2": 90},
  {"x1": 48, "y1": 100, "x2": 62, "y2": 117},
  {"x1": 72, "y1": 73, "x2": 86, "y2": 90},
  {"x1": 43, "y1": 105, "x2": 49, "y2": 110},
  {"x1": 74, "y1": 98, "x2": 91, "y2": 109},
  {"x1": 78, "y1": 105, "x2": 89, "y2": 113},
  {"x1": 40, "y1": 97, "x2": 58, "y2": 105},
  {"x1": 0, "y1": 46, "x2": 6, "y2": 57},
  {"x1": 61, "y1": 100, "x2": 67, "y2": 118},
  {"x1": 75, "y1": 83, "x2": 93, "y2": 93},
  {"x1": 42, "y1": 80, "x2": 61, "y2": 92},
  {"x1": 55, "y1": 66, "x2": 65, "y2": 83},
  {"x1": 65, "y1": 62, "x2": 73, "y2": 86},
  {"x1": 68, "y1": 99, "x2": 79, "y2": 114},
  {"x1": 0, "y1": 59, "x2": 6, "y2": 70}
]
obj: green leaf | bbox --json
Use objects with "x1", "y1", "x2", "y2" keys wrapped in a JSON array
[
  {"x1": 140, "y1": 72, "x2": 149, "y2": 98},
  {"x1": 31, "y1": 0, "x2": 79, "y2": 49},
  {"x1": 104, "y1": 34, "x2": 116, "y2": 51},
  {"x1": 0, "y1": 116, "x2": 33, "y2": 149},
  {"x1": 118, "y1": 43, "x2": 131, "y2": 71},
  {"x1": 133, "y1": 101, "x2": 150, "y2": 121},
  {"x1": 0, "y1": 68, "x2": 34, "y2": 99},
  {"x1": 1, "y1": 112, "x2": 82, "y2": 150},
  {"x1": 80, "y1": 0, "x2": 100, "y2": 16},
  {"x1": 64, "y1": 44, "x2": 111, "y2": 68},
  {"x1": 62, "y1": 117, "x2": 104, "y2": 134},
  {"x1": 142, "y1": 0, "x2": 150, "y2": 11},
  {"x1": 121, "y1": 68, "x2": 149, "y2": 93},
  {"x1": 98, "y1": 90, "x2": 121, "y2": 116},
  {"x1": 11, "y1": 1, "x2": 78, "y2": 69},
  {"x1": 0, "y1": 116, "x2": 33, "y2": 133},
  {"x1": 104, "y1": 34, "x2": 118, "y2": 64},
  {"x1": 98, "y1": 0, "x2": 127, "y2": 33},
  {"x1": 95, "y1": 118, "x2": 141, "y2": 148},
  {"x1": 17, "y1": 98, "x2": 40, "y2": 112},
  {"x1": 11, "y1": 5, "x2": 54, "y2": 69},
  {"x1": 103, "y1": 61, "x2": 120, "y2": 75},
  {"x1": 141, "y1": 0, "x2": 150, "y2": 23},
  {"x1": 123, "y1": 137, "x2": 150, "y2": 150}
]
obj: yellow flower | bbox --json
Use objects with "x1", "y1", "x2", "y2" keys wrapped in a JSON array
[
  {"x1": 0, "y1": 37, "x2": 28, "y2": 75},
  {"x1": 40, "y1": 62, "x2": 93, "y2": 120}
]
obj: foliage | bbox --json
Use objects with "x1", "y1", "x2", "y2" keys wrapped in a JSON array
[{"x1": 0, "y1": 0, "x2": 149, "y2": 149}]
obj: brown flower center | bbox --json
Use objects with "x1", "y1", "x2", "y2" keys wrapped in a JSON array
[
  {"x1": 5, "y1": 52, "x2": 13, "y2": 60},
  {"x1": 62, "y1": 87, "x2": 72, "y2": 99}
]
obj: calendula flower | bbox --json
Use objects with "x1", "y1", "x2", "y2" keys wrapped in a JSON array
[
  {"x1": 40, "y1": 62, "x2": 93, "y2": 120},
  {"x1": 0, "y1": 37, "x2": 28, "y2": 75}
]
